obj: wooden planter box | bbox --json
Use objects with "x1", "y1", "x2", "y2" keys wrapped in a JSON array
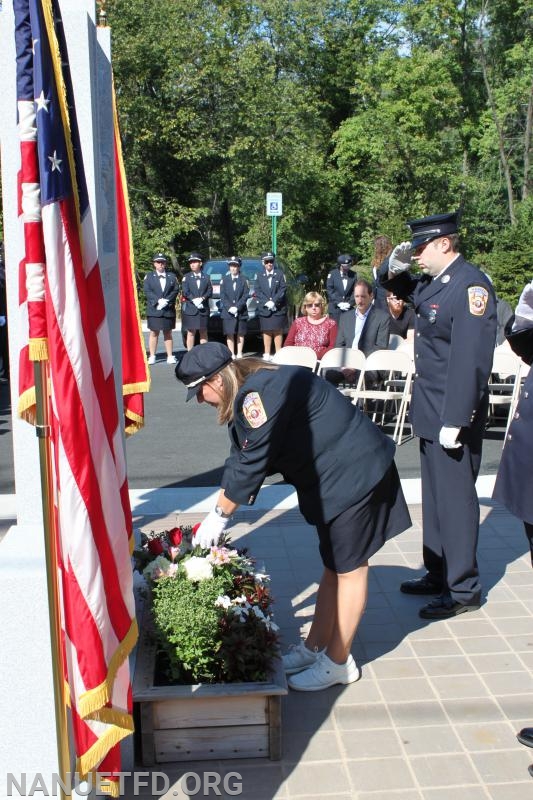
[{"x1": 132, "y1": 610, "x2": 288, "y2": 764}]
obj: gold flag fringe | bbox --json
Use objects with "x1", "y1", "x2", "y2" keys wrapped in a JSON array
[{"x1": 29, "y1": 337, "x2": 49, "y2": 361}]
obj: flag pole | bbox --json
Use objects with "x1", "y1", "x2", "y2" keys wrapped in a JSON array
[{"x1": 33, "y1": 359, "x2": 71, "y2": 800}]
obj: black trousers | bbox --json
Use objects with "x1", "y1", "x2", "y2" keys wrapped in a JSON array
[
  {"x1": 419, "y1": 416, "x2": 485, "y2": 605},
  {"x1": 525, "y1": 522, "x2": 533, "y2": 567}
]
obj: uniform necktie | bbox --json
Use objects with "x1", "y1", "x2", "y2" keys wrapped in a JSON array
[{"x1": 233, "y1": 280, "x2": 237, "y2": 291}]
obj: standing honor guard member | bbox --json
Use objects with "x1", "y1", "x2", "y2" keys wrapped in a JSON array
[
  {"x1": 255, "y1": 252, "x2": 288, "y2": 360},
  {"x1": 220, "y1": 256, "x2": 249, "y2": 359},
  {"x1": 181, "y1": 252, "x2": 213, "y2": 351},
  {"x1": 143, "y1": 253, "x2": 179, "y2": 365},
  {"x1": 326, "y1": 254, "x2": 357, "y2": 323},
  {"x1": 381, "y1": 211, "x2": 497, "y2": 619}
]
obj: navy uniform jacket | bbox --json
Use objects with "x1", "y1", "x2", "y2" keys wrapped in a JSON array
[
  {"x1": 493, "y1": 325, "x2": 533, "y2": 524},
  {"x1": 143, "y1": 271, "x2": 179, "y2": 319},
  {"x1": 220, "y1": 273, "x2": 249, "y2": 320},
  {"x1": 221, "y1": 365, "x2": 395, "y2": 526},
  {"x1": 255, "y1": 268, "x2": 287, "y2": 318},
  {"x1": 326, "y1": 269, "x2": 356, "y2": 316},
  {"x1": 380, "y1": 255, "x2": 497, "y2": 440},
  {"x1": 335, "y1": 305, "x2": 390, "y2": 355},
  {"x1": 181, "y1": 271, "x2": 213, "y2": 319}
]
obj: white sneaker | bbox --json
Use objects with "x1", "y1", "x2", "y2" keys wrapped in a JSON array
[
  {"x1": 288, "y1": 653, "x2": 360, "y2": 691},
  {"x1": 147, "y1": 355, "x2": 156, "y2": 365},
  {"x1": 263, "y1": 354, "x2": 271, "y2": 361},
  {"x1": 282, "y1": 642, "x2": 323, "y2": 675},
  {"x1": 167, "y1": 355, "x2": 177, "y2": 364}
]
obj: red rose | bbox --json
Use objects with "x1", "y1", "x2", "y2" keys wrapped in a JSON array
[
  {"x1": 147, "y1": 538, "x2": 164, "y2": 556},
  {"x1": 168, "y1": 527, "x2": 183, "y2": 546}
]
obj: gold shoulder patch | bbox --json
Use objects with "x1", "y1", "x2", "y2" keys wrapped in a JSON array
[
  {"x1": 242, "y1": 392, "x2": 268, "y2": 428},
  {"x1": 468, "y1": 286, "x2": 489, "y2": 317}
]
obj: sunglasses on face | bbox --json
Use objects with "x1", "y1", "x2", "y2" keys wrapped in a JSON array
[{"x1": 306, "y1": 303, "x2": 322, "y2": 308}]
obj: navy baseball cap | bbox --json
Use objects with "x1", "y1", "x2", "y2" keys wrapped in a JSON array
[
  {"x1": 407, "y1": 211, "x2": 460, "y2": 249},
  {"x1": 337, "y1": 254, "x2": 353, "y2": 266},
  {"x1": 175, "y1": 343, "x2": 233, "y2": 401},
  {"x1": 153, "y1": 252, "x2": 167, "y2": 262}
]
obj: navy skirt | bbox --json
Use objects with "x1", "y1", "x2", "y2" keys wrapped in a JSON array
[
  {"x1": 223, "y1": 317, "x2": 248, "y2": 336},
  {"x1": 316, "y1": 462, "x2": 411, "y2": 573},
  {"x1": 147, "y1": 315, "x2": 175, "y2": 332},
  {"x1": 260, "y1": 312, "x2": 288, "y2": 332}
]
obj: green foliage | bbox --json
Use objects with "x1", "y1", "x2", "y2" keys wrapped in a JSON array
[{"x1": 105, "y1": 0, "x2": 532, "y2": 286}]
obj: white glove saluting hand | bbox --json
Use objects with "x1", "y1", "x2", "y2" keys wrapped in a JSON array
[
  {"x1": 228, "y1": 306, "x2": 238, "y2": 316},
  {"x1": 192, "y1": 509, "x2": 229, "y2": 549},
  {"x1": 337, "y1": 302, "x2": 350, "y2": 311},
  {"x1": 439, "y1": 426, "x2": 462, "y2": 449},
  {"x1": 265, "y1": 300, "x2": 276, "y2": 311},
  {"x1": 192, "y1": 297, "x2": 204, "y2": 308},
  {"x1": 513, "y1": 280, "x2": 533, "y2": 330},
  {"x1": 389, "y1": 241, "x2": 413, "y2": 275}
]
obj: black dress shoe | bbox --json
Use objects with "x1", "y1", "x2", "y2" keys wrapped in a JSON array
[
  {"x1": 517, "y1": 728, "x2": 533, "y2": 748},
  {"x1": 400, "y1": 574, "x2": 442, "y2": 595},
  {"x1": 419, "y1": 597, "x2": 481, "y2": 619},
  {"x1": 529, "y1": 764, "x2": 533, "y2": 778}
]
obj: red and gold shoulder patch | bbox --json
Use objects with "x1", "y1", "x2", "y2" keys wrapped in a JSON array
[
  {"x1": 467, "y1": 286, "x2": 489, "y2": 317},
  {"x1": 242, "y1": 392, "x2": 268, "y2": 428}
]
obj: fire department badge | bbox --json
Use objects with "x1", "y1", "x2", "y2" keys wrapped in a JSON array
[
  {"x1": 242, "y1": 392, "x2": 268, "y2": 428},
  {"x1": 467, "y1": 286, "x2": 489, "y2": 317}
]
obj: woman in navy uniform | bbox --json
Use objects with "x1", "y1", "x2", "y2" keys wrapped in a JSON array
[
  {"x1": 220, "y1": 256, "x2": 249, "y2": 359},
  {"x1": 143, "y1": 253, "x2": 180, "y2": 365},
  {"x1": 492, "y1": 281, "x2": 533, "y2": 765},
  {"x1": 255, "y1": 252, "x2": 288, "y2": 360},
  {"x1": 326, "y1": 254, "x2": 357, "y2": 322},
  {"x1": 380, "y1": 211, "x2": 497, "y2": 619},
  {"x1": 181, "y1": 252, "x2": 213, "y2": 350},
  {"x1": 175, "y1": 343, "x2": 411, "y2": 692}
]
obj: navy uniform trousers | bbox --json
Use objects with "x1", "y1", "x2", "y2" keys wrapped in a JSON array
[{"x1": 420, "y1": 404, "x2": 487, "y2": 604}]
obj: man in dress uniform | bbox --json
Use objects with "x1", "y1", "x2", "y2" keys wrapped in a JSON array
[
  {"x1": 181, "y1": 252, "x2": 213, "y2": 350},
  {"x1": 381, "y1": 211, "x2": 497, "y2": 619},
  {"x1": 143, "y1": 253, "x2": 179, "y2": 365},
  {"x1": 326, "y1": 254, "x2": 357, "y2": 323}
]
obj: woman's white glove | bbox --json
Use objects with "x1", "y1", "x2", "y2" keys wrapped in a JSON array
[
  {"x1": 156, "y1": 298, "x2": 169, "y2": 310},
  {"x1": 439, "y1": 426, "x2": 462, "y2": 449},
  {"x1": 337, "y1": 302, "x2": 350, "y2": 311},
  {"x1": 389, "y1": 242, "x2": 413, "y2": 275},
  {"x1": 513, "y1": 281, "x2": 533, "y2": 330},
  {"x1": 192, "y1": 297, "x2": 204, "y2": 308},
  {"x1": 192, "y1": 509, "x2": 229, "y2": 548},
  {"x1": 265, "y1": 300, "x2": 276, "y2": 311},
  {"x1": 229, "y1": 306, "x2": 238, "y2": 316}
]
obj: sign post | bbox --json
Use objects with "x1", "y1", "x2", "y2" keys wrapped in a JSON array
[{"x1": 266, "y1": 192, "x2": 282, "y2": 255}]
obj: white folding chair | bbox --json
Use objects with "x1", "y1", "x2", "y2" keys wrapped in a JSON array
[
  {"x1": 488, "y1": 350, "x2": 523, "y2": 436},
  {"x1": 317, "y1": 347, "x2": 366, "y2": 397},
  {"x1": 271, "y1": 345, "x2": 318, "y2": 371},
  {"x1": 351, "y1": 349, "x2": 414, "y2": 444}
]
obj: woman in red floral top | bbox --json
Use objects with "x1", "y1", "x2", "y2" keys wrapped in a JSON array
[{"x1": 284, "y1": 292, "x2": 338, "y2": 360}]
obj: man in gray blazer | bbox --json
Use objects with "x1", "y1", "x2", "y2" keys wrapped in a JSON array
[{"x1": 331, "y1": 279, "x2": 390, "y2": 387}]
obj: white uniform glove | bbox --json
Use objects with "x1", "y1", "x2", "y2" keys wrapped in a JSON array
[
  {"x1": 439, "y1": 426, "x2": 462, "y2": 449},
  {"x1": 337, "y1": 302, "x2": 350, "y2": 311},
  {"x1": 513, "y1": 280, "x2": 533, "y2": 330},
  {"x1": 265, "y1": 300, "x2": 276, "y2": 311},
  {"x1": 228, "y1": 306, "x2": 238, "y2": 316},
  {"x1": 389, "y1": 242, "x2": 413, "y2": 275},
  {"x1": 192, "y1": 297, "x2": 204, "y2": 308},
  {"x1": 156, "y1": 298, "x2": 169, "y2": 310},
  {"x1": 192, "y1": 509, "x2": 229, "y2": 548},
  {"x1": 0, "y1": 316, "x2": 5, "y2": 327}
]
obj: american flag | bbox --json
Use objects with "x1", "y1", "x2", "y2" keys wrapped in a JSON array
[{"x1": 14, "y1": 0, "x2": 137, "y2": 789}]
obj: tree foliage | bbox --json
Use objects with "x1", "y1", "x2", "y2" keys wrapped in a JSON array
[{"x1": 106, "y1": 0, "x2": 532, "y2": 300}]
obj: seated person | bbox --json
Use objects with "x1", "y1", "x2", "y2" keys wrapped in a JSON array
[
  {"x1": 386, "y1": 291, "x2": 415, "y2": 340},
  {"x1": 284, "y1": 292, "x2": 337, "y2": 360}
]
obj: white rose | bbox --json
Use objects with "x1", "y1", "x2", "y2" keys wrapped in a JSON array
[
  {"x1": 214, "y1": 595, "x2": 232, "y2": 609},
  {"x1": 183, "y1": 556, "x2": 214, "y2": 582}
]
